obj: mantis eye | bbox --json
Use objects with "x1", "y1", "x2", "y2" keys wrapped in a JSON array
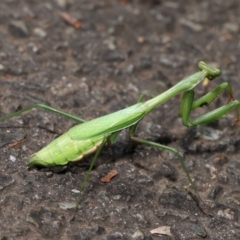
[{"x1": 198, "y1": 61, "x2": 221, "y2": 80}]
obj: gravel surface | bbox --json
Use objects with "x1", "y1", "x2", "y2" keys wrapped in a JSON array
[{"x1": 1, "y1": 1, "x2": 240, "y2": 239}]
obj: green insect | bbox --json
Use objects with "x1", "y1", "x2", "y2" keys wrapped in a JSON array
[{"x1": 0, "y1": 61, "x2": 239, "y2": 211}]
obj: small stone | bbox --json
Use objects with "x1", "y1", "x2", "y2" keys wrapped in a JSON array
[
  {"x1": 137, "y1": 173, "x2": 152, "y2": 184},
  {"x1": 217, "y1": 208, "x2": 235, "y2": 220},
  {"x1": 188, "y1": 223, "x2": 207, "y2": 238},
  {"x1": 45, "y1": 171, "x2": 54, "y2": 178},
  {"x1": 159, "y1": 186, "x2": 198, "y2": 213},
  {"x1": 217, "y1": 172, "x2": 228, "y2": 184},
  {"x1": 107, "y1": 231, "x2": 123, "y2": 240},
  {"x1": 227, "y1": 161, "x2": 240, "y2": 184},
  {"x1": 0, "y1": 64, "x2": 5, "y2": 71},
  {"x1": 159, "y1": 162, "x2": 178, "y2": 181},
  {"x1": 180, "y1": 18, "x2": 203, "y2": 32},
  {"x1": 132, "y1": 230, "x2": 144, "y2": 240},
  {"x1": 58, "y1": 202, "x2": 76, "y2": 210},
  {"x1": 27, "y1": 207, "x2": 66, "y2": 238},
  {"x1": 212, "y1": 154, "x2": 228, "y2": 166},
  {"x1": 28, "y1": 42, "x2": 40, "y2": 53},
  {"x1": 137, "y1": 36, "x2": 145, "y2": 44},
  {"x1": 71, "y1": 189, "x2": 80, "y2": 194},
  {"x1": 125, "y1": 64, "x2": 134, "y2": 74},
  {"x1": 9, "y1": 20, "x2": 29, "y2": 38},
  {"x1": 138, "y1": 56, "x2": 152, "y2": 69},
  {"x1": 0, "y1": 174, "x2": 15, "y2": 191},
  {"x1": 55, "y1": 0, "x2": 71, "y2": 8},
  {"x1": 159, "y1": 54, "x2": 186, "y2": 68},
  {"x1": 103, "y1": 50, "x2": 125, "y2": 62},
  {"x1": 223, "y1": 22, "x2": 239, "y2": 33},
  {"x1": 207, "y1": 185, "x2": 223, "y2": 200},
  {"x1": 198, "y1": 126, "x2": 223, "y2": 141},
  {"x1": 231, "y1": 191, "x2": 240, "y2": 205},
  {"x1": 103, "y1": 36, "x2": 116, "y2": 50},
  {"x1": 33, "y1": 28, "x2": 47, "y2": 38},
  {"x1": 9, "y1": 155, "x2": 16, "y2": 162}
]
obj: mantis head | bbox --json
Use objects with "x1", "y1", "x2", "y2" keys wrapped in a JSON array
[{"x1": 198, "y1": 61, "x2": 221, "y2": 80}]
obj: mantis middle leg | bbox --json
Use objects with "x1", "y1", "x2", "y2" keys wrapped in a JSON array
[{"x1": 128, "y1": 104, "x2": 199, "y2": 196}]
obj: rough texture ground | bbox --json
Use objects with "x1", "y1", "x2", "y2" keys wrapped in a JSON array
[{"x1": 1, "y1": 0, "x2": 240, "y2": 239}]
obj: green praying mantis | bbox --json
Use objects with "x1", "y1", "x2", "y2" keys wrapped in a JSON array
[{"x1": 1, "y1": 61, "x2": 240, "y2": 213}]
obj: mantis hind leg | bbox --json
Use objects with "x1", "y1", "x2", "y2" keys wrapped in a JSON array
[
  {"x1": 179, "y1": 83, "x2": 240, "y2": 126},
  {"x1": 0, "y1": 103, "x2": 86, "y2": 123}
]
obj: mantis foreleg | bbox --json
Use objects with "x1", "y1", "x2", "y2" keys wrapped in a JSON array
[
  {"x1": 180, "y1": 83, "x2": 240, "y2": 127},
  {"x1": 191, "y1": 82, "x2": 234, "y2": 110}
]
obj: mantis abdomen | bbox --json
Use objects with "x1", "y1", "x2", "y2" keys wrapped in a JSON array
[{"x1": 29, "y1": 132, "x2": 105, "y2": 167}]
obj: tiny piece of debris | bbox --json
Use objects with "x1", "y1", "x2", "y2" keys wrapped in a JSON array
[
  {"x1": 71, "y1": 189, "x2": 80, "y2": 194},
  {"x1": 9, "y1": 155, "x2": 16, "y2": 162},
  {"x1": 100, "y1": 170, "x2": 118, "y2": 183},
  {"x1": 9, "y1": 138, "x2": 27, "y2": 147},
  {"x1": 137, "y1": 36, "x2": 145, "y2": 44},
  {"x1": 60, "y1": 12, "x2": 82, "y2": 29},
  {"x1": 212, "y1": 153, "x2": 228, "y2": 165},
  {"x1": 58, "y1": 202, "x2": 76, "y2": 210},
  {"x1": 150, "y1": 226, "x2": 172, "y2": 236}
]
